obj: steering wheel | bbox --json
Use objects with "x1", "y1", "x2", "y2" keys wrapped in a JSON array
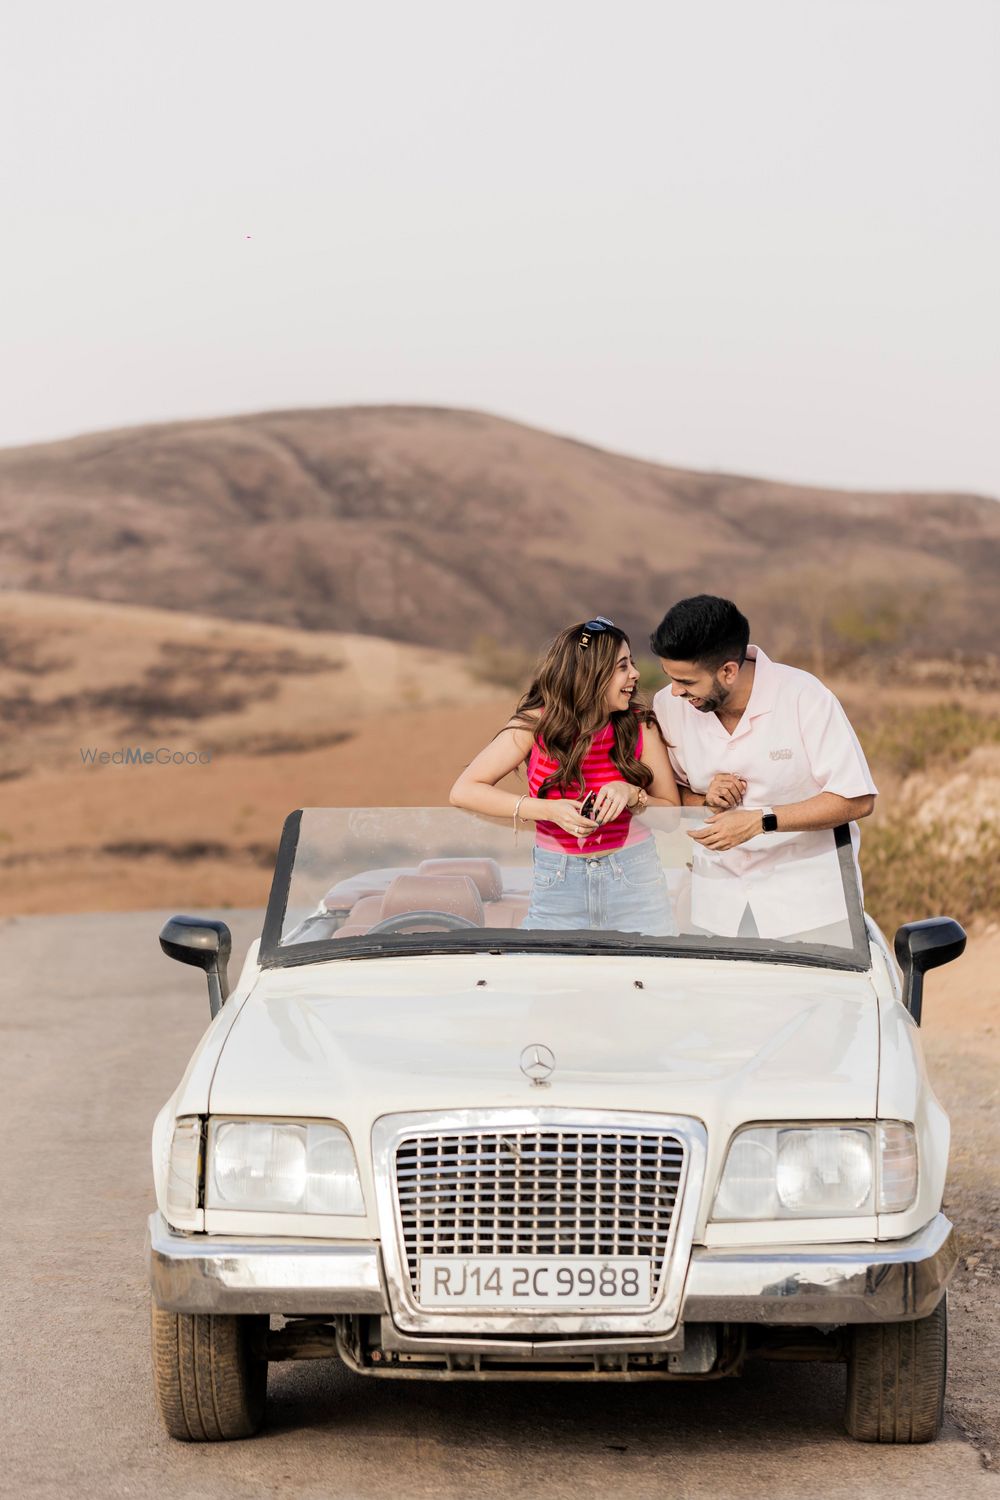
[{"x1": 366, "y1": 910, "x2": 482, "y2": 935}]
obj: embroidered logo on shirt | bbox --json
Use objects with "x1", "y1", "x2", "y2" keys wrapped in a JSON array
[{"x1": 769, "y1": 748, "x2": 794, "y2": 760}]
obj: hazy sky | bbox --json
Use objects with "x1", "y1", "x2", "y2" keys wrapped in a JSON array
[{"x1": 2, "y1": 0, "x2": 997, "y2": 495}]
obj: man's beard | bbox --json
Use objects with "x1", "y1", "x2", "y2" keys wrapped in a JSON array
[{"x1": 695, "y1": 676, "x2": 730, "y2": 713}]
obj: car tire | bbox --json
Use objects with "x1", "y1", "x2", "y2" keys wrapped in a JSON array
[
  {"x1": 844, "y1": 1296, "x2": 947, "y2": 1443},
  {"x1": 151, "y1": 1303, "x2": 268, "y2": 1441}
]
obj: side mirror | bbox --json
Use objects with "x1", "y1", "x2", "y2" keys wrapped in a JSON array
[
  {"x1": 159, "y1": 915, "x2": 232, "y2": 1019},
  {"x1": 893, "y1": 917, "x2": 966, "y2": 1025}
]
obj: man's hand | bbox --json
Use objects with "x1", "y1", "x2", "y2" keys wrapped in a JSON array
[
  {"x1": 687, "y1": 808, "x2": 762, "y2": 851},
  {"x1": 704, "y1": 773, "x2": 747, "y2": 811}
]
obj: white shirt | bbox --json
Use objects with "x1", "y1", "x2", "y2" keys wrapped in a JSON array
[{"x1": 652, "y1": 646, "x2": 878, "y2": 938}]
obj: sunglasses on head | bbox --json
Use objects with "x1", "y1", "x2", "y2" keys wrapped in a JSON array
[{"x1": 578, "y1": 616, "x2": 616, "y2": 650}]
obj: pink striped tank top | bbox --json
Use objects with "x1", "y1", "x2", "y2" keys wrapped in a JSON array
[{"x1": 526, "y1": 719, "x2": 649, "y2": 854}]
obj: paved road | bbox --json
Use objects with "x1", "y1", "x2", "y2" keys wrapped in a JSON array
[{"x1": 1, "y1": 910, "x2": 995, "y2": 1499}]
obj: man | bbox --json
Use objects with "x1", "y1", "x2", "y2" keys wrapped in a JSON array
[{"x1": 649, "y1": 595, "x2": 877, "y2": 942}]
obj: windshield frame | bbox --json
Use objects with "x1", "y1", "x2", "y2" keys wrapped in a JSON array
[{"x1": 258, "y1": 809, "x2": 871, "y2": 972}]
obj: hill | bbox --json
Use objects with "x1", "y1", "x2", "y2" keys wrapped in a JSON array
[{"x1": 0, "y1": 405, "x2": 997, "y2": 657}]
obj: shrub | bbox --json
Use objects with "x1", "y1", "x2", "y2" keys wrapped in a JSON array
[
  {"x1": 865, "y1": 702, "x2": 1000, "y2": 779},
  {"x1": 862, "y1": 815, "x2": 1000, "y2": 937}
]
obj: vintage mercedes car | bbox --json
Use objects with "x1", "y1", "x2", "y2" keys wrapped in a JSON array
[{"x1": 147, "y1": 806, "x2": 965, "y2": 1443}]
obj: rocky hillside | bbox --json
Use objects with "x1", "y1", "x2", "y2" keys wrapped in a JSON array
[{"x1": 0, "y1": 405, "x2": 996, "y2": 655}]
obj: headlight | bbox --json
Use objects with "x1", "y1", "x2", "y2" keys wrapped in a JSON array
[
  {"x1": 206, "y1": 1119, "x2": 366, "y2": 1215},
  {"x1": 712, "y1": 1122, "x2": 917, "y2": 1220}
]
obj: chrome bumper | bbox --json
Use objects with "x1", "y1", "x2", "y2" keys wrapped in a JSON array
[
  {"x1": 147, "y1": 1210, "x2": 955, "y2": 1325},
  {"x1": 681, "y1": 1213, "x2": 956, "y2": 1324},
  {"x1": 146, "y1": 1213, "x2": 388, "y2": 1315}
]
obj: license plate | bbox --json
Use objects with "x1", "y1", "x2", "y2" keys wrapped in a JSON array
[{"x1": 418, "y1": 1255, "x2": 652, "y2": 1308}]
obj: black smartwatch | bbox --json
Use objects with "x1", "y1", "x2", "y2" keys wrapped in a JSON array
[{"x1": 761, "y1": 807, "x2": 779, "y2": 833}]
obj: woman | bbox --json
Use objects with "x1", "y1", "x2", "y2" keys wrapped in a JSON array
[{"x1": 450, "y1": 617, "x2": 681, "y2": 934}]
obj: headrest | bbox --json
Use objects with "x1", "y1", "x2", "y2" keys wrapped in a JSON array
[
  {"x1": 323, "y1": 887, "x2": 364, "y2": 913},
  {"x1": 322, "y1": 867, "x2": 415, "y2": 912},
  {"x1": 418, "y1": 857, "x2": 503, "y2": 902},
  {"x1": 380, "y1": 873, "x2": 484, "y2": 926},
  {"x1": 347, "y1": 894, "x2": 385, "y2": 925}
]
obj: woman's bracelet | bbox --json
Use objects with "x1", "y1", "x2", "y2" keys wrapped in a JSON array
[{"x1": 512, "y1": 794, "x2": 528, "y2": 845}]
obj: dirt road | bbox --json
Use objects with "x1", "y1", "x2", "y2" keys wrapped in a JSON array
[{"x1": 2, "y1": 910, "x2": 997, "y2": 1499}]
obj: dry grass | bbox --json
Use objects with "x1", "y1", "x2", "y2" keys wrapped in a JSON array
[
  {"x1": 864, "y1": 702, "x2": 1000, "y2": 779},
  {"x1": 862, "y1": 817, "x2": 1000, "y2": 937},
  {"x1": 861, "y1": 702, "x2": 1000, "y2": 935},
  {"x1": 2, "y1": 587, "x2": 998, "y2": 931}
]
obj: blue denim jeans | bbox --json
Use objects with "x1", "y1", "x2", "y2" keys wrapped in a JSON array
[{"x1": 522, "y1": 838, "x2": 676, "y2": 936}]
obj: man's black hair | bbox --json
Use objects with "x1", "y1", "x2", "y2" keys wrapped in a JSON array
[{"x1": 649, "y1": 595, "x2": 750, "y2": 670}]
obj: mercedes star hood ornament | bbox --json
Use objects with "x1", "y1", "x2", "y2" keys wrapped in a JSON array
[{"x1": 520, "y1": 1043, "x2": 555, "y2": 1086}]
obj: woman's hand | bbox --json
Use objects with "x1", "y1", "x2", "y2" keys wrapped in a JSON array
[
  {"x1": 592, "y1": 781, "x2": 634, "y2": 825},
  {"x1": 540, "y1": 799, "x2": 599, "y2": 837}
]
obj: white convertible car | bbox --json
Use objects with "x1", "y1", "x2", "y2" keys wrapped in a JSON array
[{"x1": 147, "y1": 807, "x2": 965, "y2": 1443}]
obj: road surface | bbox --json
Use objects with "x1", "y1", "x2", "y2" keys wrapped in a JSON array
[{"x1": 1, "y1": 909, "x2": 996, "y2": 1499}]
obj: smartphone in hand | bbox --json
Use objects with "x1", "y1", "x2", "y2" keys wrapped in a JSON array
[{"x1": 579, "y1": 790, "x2": 598, "y2": 822}]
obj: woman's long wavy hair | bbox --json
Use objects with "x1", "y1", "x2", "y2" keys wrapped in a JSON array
[{"x1": 511, "y1": 621, "x2": 655, "y2": 798}]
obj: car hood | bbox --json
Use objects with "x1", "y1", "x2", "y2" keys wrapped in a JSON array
[{"x1": 210, "y1": 951, "x2": 879, "y2": 1132}]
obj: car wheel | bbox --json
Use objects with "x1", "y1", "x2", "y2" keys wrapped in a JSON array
[
  {"x1": 844, "y1": 1296, "x2": 947, "y2": 1443},
  {"x1": 151, "y1": 1303, "x2": 268, "y2": 1441}
]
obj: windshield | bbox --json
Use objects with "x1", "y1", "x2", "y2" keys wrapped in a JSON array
[{"x1": 259, "y1": 807, "x2": 869, "y2": 969}]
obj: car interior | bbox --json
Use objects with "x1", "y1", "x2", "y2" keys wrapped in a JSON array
[{"x1": 323, "y1": 857, "x2": 531, "y2": 936}]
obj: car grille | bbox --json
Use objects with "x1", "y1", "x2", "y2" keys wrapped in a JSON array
[{"x1": 393, "y1": 1127, "x2": 686, "y2": 1300}]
